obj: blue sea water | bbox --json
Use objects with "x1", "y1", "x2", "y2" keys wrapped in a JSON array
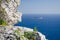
[{"x1": 15, "y1": 14, "x2": 60, "y2": 40}]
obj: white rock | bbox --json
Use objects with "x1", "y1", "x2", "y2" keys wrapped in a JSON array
[
  {"x1": 24, "y1": 27, "x2": 33, "y2": 32},
  {"x1": 0, "y1": 0, "x2": 22, "y2": 25}
]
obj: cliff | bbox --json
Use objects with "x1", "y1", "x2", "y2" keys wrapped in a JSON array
[
  {"x1": 0, "y1": 0, "x2": 47, "y2": 40},
  {"x1": 0, "y1": 0, "x2": 22, "y2": 25},
  {"x1": 0, "y1": 26, "x2": 47, "y2": 40}
]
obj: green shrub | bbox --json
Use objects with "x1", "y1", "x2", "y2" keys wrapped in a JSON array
[
  {"x1": 34, "y1": 27, "x2": 38, "y2": 33},
  {"x1": 0, "y1": 19, "x2": 7, "y2": 26},
  {"x1": 24, "y1": 32, "x2": 32, "y2": 39},
  {"x1": 14, "y1": 29, "x2": 20, "y2": 36}
]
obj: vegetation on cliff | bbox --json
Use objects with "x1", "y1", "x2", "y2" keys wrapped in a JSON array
[
  {"x1": 24, "y1": 27, "x2": 41, "y2": 40},
  {"x1": 0, "y1": 18, "x2": 7, "y2": 26}
]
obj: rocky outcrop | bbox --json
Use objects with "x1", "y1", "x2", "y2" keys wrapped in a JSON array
[
  {"x1": 0, "y1": 26, "x2": 47, "y2": 40},
  {"x1": 0, "y1": 0, "x2": 47, "y2": 40},
  {"x1": 0, "y1": 0, "x2": 22, "y2": 25}
]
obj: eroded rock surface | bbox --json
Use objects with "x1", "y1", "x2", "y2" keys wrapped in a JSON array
[
  {"x1": 0, "y1": 0, "x2": 22, "y2": 25},
  {"x1": 0, "y1": 0, "x2": 47, "y2": 40}
]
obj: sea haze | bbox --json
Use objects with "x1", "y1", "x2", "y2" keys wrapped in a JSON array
[{"x1": 15, "y1": 14, "x2": 60, "y2": 40}]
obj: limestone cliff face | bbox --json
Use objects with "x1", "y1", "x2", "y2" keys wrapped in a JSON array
[
  {"x1": 0, "y1": 0, "x2": 47, "y2": 40},
  {"x1": 0, "y1": 0, "x2": 22, "y2": 25}
]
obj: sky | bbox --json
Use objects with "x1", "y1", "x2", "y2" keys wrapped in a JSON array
[{"x1": 18, "y1": 0, "x2": 60, "y2": 14}]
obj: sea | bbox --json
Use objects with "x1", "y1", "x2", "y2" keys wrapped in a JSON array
[{"x1": 14, "y1": 14, "x2": 60, "y2": 40}]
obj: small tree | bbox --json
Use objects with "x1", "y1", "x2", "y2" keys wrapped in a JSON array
[{"x1": 34, "y1": 27, "x2": 38, "y2": 33}]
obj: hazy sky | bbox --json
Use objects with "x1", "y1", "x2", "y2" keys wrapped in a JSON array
[{"x1": 18, "y1": 0, "x2": 60, "y2": 14}]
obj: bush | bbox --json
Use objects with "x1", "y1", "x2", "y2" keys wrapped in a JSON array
[
  {"x1": 0, "y1": 19, "x2": 7, "y2": 26},
  {"x1": 24, "y1": 32, "x2": 32, "y2": 39},
  {"x1": 34, "y1": 27, "x2": 38, "y2": 33}
]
